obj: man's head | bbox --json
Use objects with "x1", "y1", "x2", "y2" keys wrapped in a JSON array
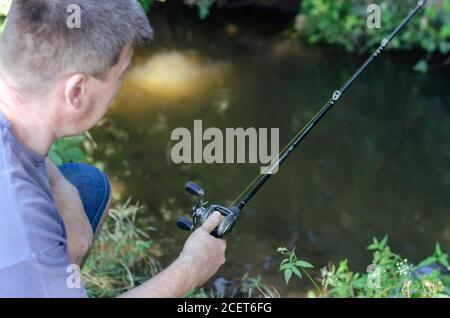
[{"x1": 0, "y1": 0, "x2": 152, "y2": 136}]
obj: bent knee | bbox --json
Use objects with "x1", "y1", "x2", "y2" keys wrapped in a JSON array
[{"x1": 59, "y1": 163, "x2": 111, "y2": 234}]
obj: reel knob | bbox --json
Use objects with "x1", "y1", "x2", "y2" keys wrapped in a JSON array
[
  {"x1": 185, "y1": 181, "x2": 205, "y2": 197},
  {"x1": 176, "y1": 217, "x2": 193, "y2": 232}
]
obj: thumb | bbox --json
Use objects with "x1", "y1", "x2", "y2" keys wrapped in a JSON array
[{"x1": 200, "y1": 211, "x2": 222, "y2": 233}]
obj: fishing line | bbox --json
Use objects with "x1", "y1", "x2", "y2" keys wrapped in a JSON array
[
  {"x1": 178, "y1": 0, "x2": 429, "y2": 238},
  {"x1": 232, "y1": 0, "x2": 429, "y2": 210}
]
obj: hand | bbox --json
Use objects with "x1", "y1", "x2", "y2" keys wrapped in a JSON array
[{"x1": 178, "y1": 211, "x2": 227, "y2": 287}]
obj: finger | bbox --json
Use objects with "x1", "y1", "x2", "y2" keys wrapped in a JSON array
[{"x1": 200, "y1": 211, "x2": 222, "y2": 233}]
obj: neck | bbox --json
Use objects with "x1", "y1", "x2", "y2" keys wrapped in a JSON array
[{"x1": 0, "y1": 76, "x2": 57, "y2": 155}]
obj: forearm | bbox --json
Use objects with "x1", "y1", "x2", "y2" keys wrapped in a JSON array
[
  {"x1": 118, "y1": 256, "x2": 198, "y2": 298},
  {"x1": 46, "y1": 158, "x2": 94, "y2": 265}
]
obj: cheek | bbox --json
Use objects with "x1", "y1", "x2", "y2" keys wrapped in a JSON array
[
  {"x1": 90, "y1": 79, "x2": 122, "y2": 119},
  {"x1": 99, "y1": 83, "x2": 119, "y2": 108}
]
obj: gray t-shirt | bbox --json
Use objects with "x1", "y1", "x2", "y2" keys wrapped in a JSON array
[{"x1": 0, "y1": 112, "x2": 87, "y2": 297}]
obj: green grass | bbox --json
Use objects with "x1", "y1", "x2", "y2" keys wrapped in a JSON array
[{"x1": 82, "y1": 199, "x2": 160, "y2": 298}]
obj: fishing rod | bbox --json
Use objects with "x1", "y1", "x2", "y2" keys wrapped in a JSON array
[{"x1": 177, "y1": 0, "x2": 429, "y2": 238}]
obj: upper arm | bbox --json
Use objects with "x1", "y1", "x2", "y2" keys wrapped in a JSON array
[{"x1": 0, "y1": 171, "x2": 88, "y2": 297}]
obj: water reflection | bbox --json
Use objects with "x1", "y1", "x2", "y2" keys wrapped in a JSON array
[{"x1": 120, "y1": 51, "x2": 230, "y2": 103}]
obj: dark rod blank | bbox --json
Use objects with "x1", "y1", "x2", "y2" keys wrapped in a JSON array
[{"x1": 233, "y1": 0, "x2": 429, "y2": 210}]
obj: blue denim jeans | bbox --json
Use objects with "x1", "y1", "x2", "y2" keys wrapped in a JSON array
[{"x1": 59, "y1": 163, "x2": 111, "y2": 233}]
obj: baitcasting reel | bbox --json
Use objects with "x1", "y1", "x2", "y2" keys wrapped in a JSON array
[{"x1": 177, "y1": 181, "x2": 240, "y2": 238}]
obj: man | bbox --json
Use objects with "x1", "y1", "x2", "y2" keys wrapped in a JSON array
[{"x1": 0, "y1": 0, "x2": 226, "y2": 297}]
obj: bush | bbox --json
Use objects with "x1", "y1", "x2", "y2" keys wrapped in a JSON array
[
  {"x1": 296, "y1": 0, "x2": 450, "y2": 70},
  {"x1": 139, "y1": 0, "x2": 216, "y2": 19},
  {"x1": 278, "y1": 236, "x2": 450, "y2": 298}
]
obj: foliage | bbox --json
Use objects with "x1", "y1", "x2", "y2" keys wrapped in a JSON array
[
  {"x1": 279, "y1": 236, "x2": 450, "y2": 298},
  {"x1": 139, "y1": 0, "x2": 216, "y2": 19},
  {"x1": 417, "y1": 242, "x2": 449, "y2": 269},
  {"x1": 194, "y1": 0, "x2": 216, "y2": 20},
  {"x1": 82, "y1": 199, "x2": 160, "y2": 298},
  {"x1": 138, "y1": 0, "x2": 155, "y2": 13},
  {"x1": 48, "y1": 134, "x2": 95, "y2": 165},
  {"x1": 277, "y1": 248, "x2": 313, "y2": 282},
  {"x1": 296, "y1": 0, "x2": 450, "y2": 70}
]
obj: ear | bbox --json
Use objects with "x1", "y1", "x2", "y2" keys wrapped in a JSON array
[{"x1": 64, "y1": 74, "x2": 88, "y2": 110}]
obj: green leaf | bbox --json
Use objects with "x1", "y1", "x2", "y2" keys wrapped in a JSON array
[
  {"x1": 291, "y1": 266, "x2": 303, "y2": 278},
  {"x1": 0, "y1": 17, "x2": 6, "y2": 33},
  {"x1": 284, "y1": 269, "x2": 293, "y2": 284},
  {"x1": 414, "y1": 59, "x2": 428, "y2": 74},
  {"x1": 439, "y1": 26, "x2": 450, "y2": 40},
  {"x1": 61, "y1": 147, "x2": 86, "y2": 162},
  {"x1": 351, "y1": 276, "x2": 366, "y2": 289},
  {"x1": 380, "y1": 235, "x2": 389, "y2": 248},
  {"x1": 70, "y1": 147, "x2": 86, "y2": 160},
  {"x1": 197, "y1": 0, "x2": 215, "y2": 20},
  {"x1": 138, "y1": 0, "x2": 153, "y2": 13},
  {"x1": 417, "y1": 256, "x2": 437, "y2": 268},
  {"x1": 437, "y1": 256, "x2": 449, "y2": 268},
  {"x1": 439, "y1": 42, "x2": 450, "y2": 54},
  {"x1": 435, "y1": 242, "x2": 442, "y2": 255},
  {"x1": 48, "y1": 151, "x2": 63, "y2": 166},
  {"x1": 280, "y1": 259, "x2": 290, "y2": 265},
  {"x1": 367, "y1": 244, "x2": 378, "y2": 251},
  {"x1": 280, "y1": 263, "x2": 292, "y2": 271},
  {"x1": 62, "y1": 135, "x2": 86, "y2": 146},
  {"x1": 443, "y1": 0, "x2": 450, "y2": 12},
  {"x1": 297, "y1": 260, "x2": 314, "y2": 268}
]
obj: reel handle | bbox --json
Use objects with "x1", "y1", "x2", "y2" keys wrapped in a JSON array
[{"x1": 185, "y1": 181, "x2": 204, "y2": 197}]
